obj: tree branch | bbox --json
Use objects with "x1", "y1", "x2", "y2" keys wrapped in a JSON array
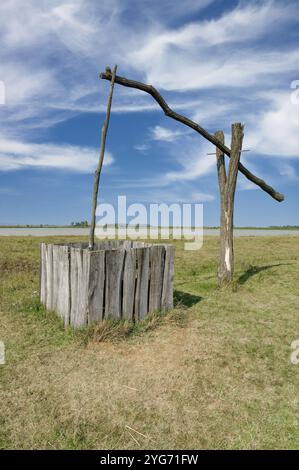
[
  {"x1": 89, "y1": 65, "x2": 117, "y2": 250},
  {"x1": 100, "y1": 70, "x2": 284, "y2": 202}
]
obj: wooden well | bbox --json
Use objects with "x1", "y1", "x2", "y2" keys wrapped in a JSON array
[{"x1": 40, "y1": 241, "x2": 175, "y2": 327}]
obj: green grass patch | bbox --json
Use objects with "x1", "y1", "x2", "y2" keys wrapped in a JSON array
[{"x1": 1, "y1": 235, "x2": 299, "y2": 449}]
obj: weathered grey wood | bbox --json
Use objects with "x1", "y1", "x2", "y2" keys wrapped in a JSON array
[
  {"x1": 82, "y1": 250, "x2": 90, "y2": 323},
  {"x1": 215, "y1": 130, "x2": 227, "y2": 286},
  {"x1": 70, "y1": 248, "x2": 89, "y2": 327},
  {"x1": 135, "y1": 247, "x2": 150, "y2": 320},
  {"x1": 52, "y1": 244, "x2": 60, "y2": 313},
  {"x1": 100, "y1": 70, "x2": 284, "y2": 203},
  {"x1": 149, "y1": 245, "x2": 165, "y2": 312},
  {"x1": 132, "y1": 241, "x2": 145, "y2": 249},
  {"x1": 88, "y1": 250, "x2": 105, "y2": 324},
  {"x1": 40, "y1": 243, "x2": 47, "y2": 305},
  {"x1": 89, "y1": 64, "x2": 118, "y2": 250},
  {"x1": 70, "y1": 247, "x2": 79, "y2": 326},
  {"x1": 40, "y1": 241, "x2": 174, "y2": 327},
  {"x1": 161, "y1": 245, "x2": 175, "y2": 310},
  {"x1": 122, "y1": 240, "x2": 133, "y2": 251},
  {"x1": 95, "y1": 241, "x2": 109, "y2": 250},
  {"x1": 71, "y1": 242, "x2": 89, "y2": 249},
  {"x1": 122, "y1": 249, "x2": 137, "y2": 320},
  {"x1": 56, "y1": 246, "x2": 71, "y2": 325},
  {"x1": 45, "y1": 243, "x2": 53, "y2": 311},
  {"x1": 105, "y1": 249, "x2": 125, "y2": 319},
  {"x1": 216, "y1": 124, "x2": 244, "y2": 286},
  {"x1": 97, "y1": 240, "x2": 118, "y2": 250}
]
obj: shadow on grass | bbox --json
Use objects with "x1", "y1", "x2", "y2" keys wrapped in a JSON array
[
  {"x1": 237, "y1": 263, "x2": 292, "y2": 285},
  {"x1": 174, "y1": 290, "x2": 202, "y2": 308}
]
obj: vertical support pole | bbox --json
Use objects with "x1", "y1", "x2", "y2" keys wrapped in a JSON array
[
  {"x1": 89, "y1": 65, "x2": 117, "y2": 250},
  {"x1": 215, "y1": 123, "x2": 244, "y2": 286}
]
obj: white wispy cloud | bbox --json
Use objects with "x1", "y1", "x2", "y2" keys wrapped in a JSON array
[
  {"x1": 191, "y1": 191, "x2": 215, "y2": 202},
  {"x1": 245, "y1": 91, "x2": 299, "y2": 158},
  {"x1": 149, "y1": 0, "x2": 294, "y2": 48},
  {"x1": 0, "y1": 137, "x2": 114, "y2": 172},
  {"x1": 0, "y1": 0, "x2": 298, "y2": 180},
  {"x1": 278, "y1": 163, "x2": 297, "y2": 181},
  {"x1": 129, "y1": 1, "x2": 299, "y2": 91},
  {"x1": 164, "y1": 140, "x2": 216, "y2": 182},
  {"x1": 134, "y1": 143, "x2": 150, "y2": 152},
  {"x1": 120, "y1": 186, "x2": 215, "y2": 205},
  {"x1": 151, "y1": 125, "x2": 191, "y2": 142}
]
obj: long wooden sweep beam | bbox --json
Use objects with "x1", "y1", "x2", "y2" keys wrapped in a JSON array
[{"x1": 100, "y1": 69, "x2": 284, "y2": 202}]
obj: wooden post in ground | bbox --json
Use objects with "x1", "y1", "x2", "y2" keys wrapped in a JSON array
[
  {"x1": 89, "y1": 65, "x2": 117, "y2": 250},
  {"x1": 215, "y1": 123, "x2": 244, "y2": 286}
]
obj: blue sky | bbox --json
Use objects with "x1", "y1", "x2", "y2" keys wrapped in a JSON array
[{"x1": 0, "y1": 0, "x2": 298, "y2": 226}]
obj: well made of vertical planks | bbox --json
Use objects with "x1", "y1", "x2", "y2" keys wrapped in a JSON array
[{"x1": 40, "y1": 241, "x2": 175, "y2": 328}]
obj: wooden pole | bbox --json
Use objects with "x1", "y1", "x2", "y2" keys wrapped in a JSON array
[
  {"x1": 89, "y1": 65, "x2": 117, "y2": 250},
  {"x1": 215, "y1": 130, "x2": 227, "y2": 285},
  {"x1": 216, "y1": 123, "x2": 244, "y2": 286},
  {"x1": 100, "y1": 70, "x2": 284, "y2": 203}
]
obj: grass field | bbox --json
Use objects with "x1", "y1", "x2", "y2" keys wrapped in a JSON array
[{"x1": 1, "y1": 235, "x2": 299, "y2": 449}]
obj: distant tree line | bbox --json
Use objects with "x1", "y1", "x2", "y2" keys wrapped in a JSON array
[{"x1": 71, "y1": 221, "x2": 89, "y2": 227}]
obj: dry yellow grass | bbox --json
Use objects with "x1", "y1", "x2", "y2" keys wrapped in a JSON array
[{"x1": 1, "y1": 235, "x2": 299, "y2": 449}]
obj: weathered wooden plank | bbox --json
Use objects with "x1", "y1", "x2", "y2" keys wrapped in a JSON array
[
  {"x1": 161, "y1": 245, "x2": 175, "y2": 310},
  {"x1": 88, "y1": 250, "x2": 105, "y2": 324},
  {"x1": 105, "y1": 249, "x2": 125, "y2": 319},
  {"x1": 95, "y1": 241, "x2": 110, "y2": 251},
  {"x1": 70, "y1": 247, "x2": 78, "y2": 326},
  {"x1": 45, "y1": 243, "x2": 53, "y2": 311},
  {"x1": 122, "y1": 249, "x2": 136, "y2": 320},
  {"x1": 56, "y1": 245, "x2": 71, "y2": 325},
  {"x1": 40, "y1": 243, "x2": 47, "y2": 305},
  {"x1": 70, "y1": 248, "x2": 89, "y2": 327},
  {"x1": 132, "y1": 241, "x2": 145, "y2": 249},
  {"x1": 52, "y1": 244, "x2": 60, "y2": 312},
  {"x1": 135, "y1": 247, "x2": 150, "y2": 320},
  {"x1": 122, "y1": 240, "x2": 132, "y2": 251},
  {"x1": 149, "y1": 245, "x2": 165, "y2": 312},
  {"x1": 106, "y1": 240, "x2": 115, "y2": 249},
  {"x1": 81, "y1": 249, "x2": 90, "y2": 324},
  {"x1": 70, "y1": 242, "x2": 89, "y2": 249}
]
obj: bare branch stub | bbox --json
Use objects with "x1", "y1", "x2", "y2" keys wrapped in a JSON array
[{"x1": 100, "y1": 70, "x2": 284, "y2": 203}]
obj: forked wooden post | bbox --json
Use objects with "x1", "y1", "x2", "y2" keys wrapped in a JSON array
[
  {"x1": 215, "y1": 123, "x2": 244, "y2": 286},
  {"x1": 89, "y1": 65, "x2": 117, "y2": 250}
]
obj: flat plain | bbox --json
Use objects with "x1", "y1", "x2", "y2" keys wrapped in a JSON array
[{"x1": 1, "y1": 236, "x2": 299, "y2": 449}]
